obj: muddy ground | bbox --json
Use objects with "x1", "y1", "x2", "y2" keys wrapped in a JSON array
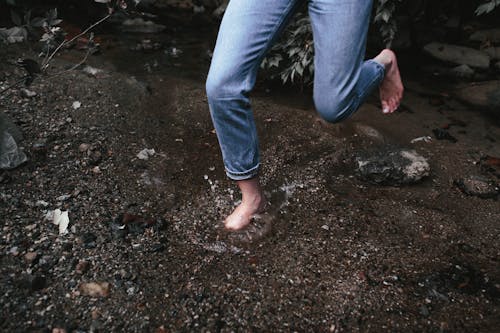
[{"x1": 1, "y1": 18, "x2": 500, "y2": 333}]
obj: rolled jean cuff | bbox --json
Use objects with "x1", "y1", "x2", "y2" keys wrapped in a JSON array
[
  {"x1": 225, "y1": 164, "x2": 260, "y2": 180},
  {"x1": 366, "y1": 59, "x2": 386, "y2": 82}
]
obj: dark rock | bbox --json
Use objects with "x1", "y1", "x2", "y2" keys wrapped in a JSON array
[
  {"x1": 423, "y1": 42, "x2": 490, "y2": 69},
  {"x1": 121, "y1": 18, "x2": 166, "y2": 33},
  {"x1": 356, "y1": 147, "x2": 430, "y2": 185},
  {"x1": 470, "y1": 29, "x2": 500, "y2": 43},
  {"x1": 455, "y1": 175, "x2": 499, "y2": 199},
  {"x1": 419, "y1": 305, "x2": 430, "y2": 317},
  {"x1": 453, "y1": 80, "x2": 500, "y2": 109},
  {"x1": 432, "y1": 128, "x2": 457, "y2": 143},
  {"x1": 81, "y1": 232, "x2": 97, "y2": 248},
  {"x1": 450, "y1": 64, "x2": 474, "y2": 79},
  {"x1": 31, "y1": 274, "x2": 47, "y2": 291}
]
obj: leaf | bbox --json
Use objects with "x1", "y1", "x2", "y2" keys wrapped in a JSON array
[
  {"x1": 30, "y1": 17, "x2": 47, "y2": 27},
  {"x1": 48, "y1": 8, "x2": 58, "y2": 20},
  {"x1": 49, "y1": 19, "x2": 62, "y2": 26},
  {"x1": 475, "y1": 1, "x2": 498, "y2": 15},
  {"x1": 11, "y1": 10, "x2": 22, "y2": 26}
]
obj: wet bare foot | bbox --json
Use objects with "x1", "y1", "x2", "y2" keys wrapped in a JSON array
[
  {"x1": 224, "y1": 192, "x2": 266, "y2": 231},
  {"x1": 374, "y1": 49, "x2": 404, "y2": 114}
]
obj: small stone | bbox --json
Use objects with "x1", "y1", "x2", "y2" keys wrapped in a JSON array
[
  {"x1": 72, "y1": 101, "x2": 81, "y2": 110},
  {"x1": 137, "y1": 148, "x2": 155, "y2": 160},
  {"x1": 455, "y1": 175, "x2": 499, "y2": 199},
  {"x1": 92, "y1": 166, "x2": 101, "y2": 174},
  {"x1": 78, "y1": 143, "x2": 90, "y2": 152},
  {"x1": 75, "y1": 260, "x2": 90, "y2": 274},
  {"x1": 20, "y1": 88, "x2": 37, "y2": 98},
  {"x1": 79, "y1": 282, "x2": 110, "y2": 297},
  {"x1": 35, "y1": 200, "x2": 49, "y2": 207},
  {"x1": 31, "y1": 274, "x2": 47, "y2": 291},
  {"x1": 52, "y1": 328, "x2": 67, "y2": 333},
  {"x1": 8, "y1": 246, "x2": 19, "y2": 256},
  {"x1": 24, "y1": 251, "x2": 38, "y2": 263},
  {"x1": 450, "y1": 64, "x2": 474, "y2": 79},
  {"x1": 56, "y1": 194, "x2": 71, "y2": 202},
  {"x1": 419, "y1": 305, "x2": 430, "y2": 317}
]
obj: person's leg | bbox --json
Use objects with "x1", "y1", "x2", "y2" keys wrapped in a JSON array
[
  {"x1": 308, "y1": 0, "x2": 403, "y2": 123},
  {"x1": 206, "y1": 0, "x2": 306, "y2": 230}
]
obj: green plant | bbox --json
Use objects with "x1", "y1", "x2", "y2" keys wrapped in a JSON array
[
  {"x1": 261, "y1": 12, "x2": 314, "y2": 87},
  {"x1": 261, "y1": 0, "x2": 404, "y2": 87},
  {"x1": 374, "y1": 0, "x2": 401, "y2": 48}
]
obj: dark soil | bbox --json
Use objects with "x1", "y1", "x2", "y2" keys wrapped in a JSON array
[{"x1": 1, "y1": 21, "x2": 499, "y2": 333}]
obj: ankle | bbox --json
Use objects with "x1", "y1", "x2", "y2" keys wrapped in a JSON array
[
  {"x1": 242, "y1": 191, "x2": 264, "y2": 207},
  {"x1": 374, "y1": 49, "x2": 393, "y2": 70}
]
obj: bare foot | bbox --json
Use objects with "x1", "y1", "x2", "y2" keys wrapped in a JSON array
[
  {"x1": 373, "y1": 49, "x2": 404, "y2": 114},
  {"x1": 224, "y1": 177, "x2": 266, "y2": 231}
]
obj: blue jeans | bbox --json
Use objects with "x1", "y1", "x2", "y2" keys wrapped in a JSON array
[{"x1": 206, "y1": 0, "x2": 385, "y2": 180}]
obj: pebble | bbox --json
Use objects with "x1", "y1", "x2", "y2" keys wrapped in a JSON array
[
  {"x1": 79, "y1": 282, "x2": 110, "y2": 297},
  {"x1": 75, "y1": 260, "x2": 90, "y2": 274},
  {"x1": 24, "y1": 251, "x2": 38, "y2": 263},
  {"x1": 20, "y1": 88, "x2": 37, "y2": 98},
  {"x1": 78, "y1": 143, "x2": 90, "y2": 152},
  {"x1": 9, "y1": 246, "x2": 19, "y2": 256},
  {"x1": 455, "y1": 175, "x2": 499, "y2": 198}
]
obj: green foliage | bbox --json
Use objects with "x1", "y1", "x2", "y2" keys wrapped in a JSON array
[
  {"x1": 374, "y1": 0, "x2": 401, "y2": 48},
  {"x1": 261, "y1": 0, "x2": 402, "y2": 86},
  {"x1": 261, "y1": 12, "x2": 314, "y2": 87},
  {"x1": 0, "y1": 7, "x2": 62, "y2": 44}
]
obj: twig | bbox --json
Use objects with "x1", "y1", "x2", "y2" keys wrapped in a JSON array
[
  {"x1": 48, "y1": 47, "x2": 93, "y2": 79},
  {"x1": 0, "y1": 77, "x2": 28, "y2": 96},
  {"x1": 41, "y1": 13, "x2": 112, "y2": 71}
]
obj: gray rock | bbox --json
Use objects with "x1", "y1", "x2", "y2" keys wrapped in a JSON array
[
  {"x1": 423, "y1": 42, "x2": 490, "y2": 69},
  {"x1": 121, "y1": 18, "x2": 166, "y2": 33},
  {"x1": 0, "y1": 130, "x2": 28, "y2": 169},
  {"x1": 450, "y1": 64, "x2": 474, "y2": 79},
  {"x1": 356, "y1": 147, "x2": 430, "y2": 185},
  {"x1": 453, "y1": 80, "x2": 500, "y2": 109},
  {"x1": 484, "y1": 47, "x2": 500, "y2": 60},
  {"x1": 470, "y1": 29, "x2": 500, "y2": 43},
  {"x1": 455, "y1": 175, "x2": 499, "y2": 199}
]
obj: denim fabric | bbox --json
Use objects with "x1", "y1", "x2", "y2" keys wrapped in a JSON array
[{"x1": 206, "y1": 0, "x2": 385, "y2": 180}]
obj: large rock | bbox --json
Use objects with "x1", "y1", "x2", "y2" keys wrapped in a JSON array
[
  {"x1": 423, "y1": 42, "x2": 490, "y2": 69},
  {"x1": 484, "y1": 47, "x2": 500, "y2": 60},
  {"x1": 453, "y1": 80, "x2": 500, "y2": 109},
  {"x1": 355, "y1": 147, "x2": 430, "y2": 186},
  {"x1": 470, "y1": 29, "x2": 500, "y2": 44}
]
